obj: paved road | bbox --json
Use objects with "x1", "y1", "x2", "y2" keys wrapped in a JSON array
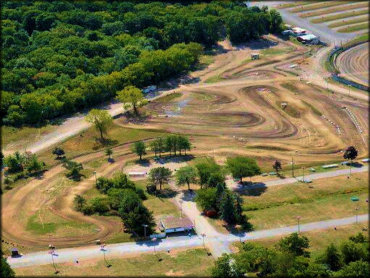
[
  {"x1": 228, "y1": 165, "x2": 368, "y2": 190},
  {"x1": 8, "y1": 215, "x2": 368, "y2": 268}
]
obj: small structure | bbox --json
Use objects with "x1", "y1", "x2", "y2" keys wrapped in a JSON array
[
  {"x1": 361, "y1": 158, "x2": 369, "y2": 163},
  {"x1": 297, "y1": 34, "x2": 319, "y2": 45},
  {"x1": 251, "y1": 53, "x2": 260, "y2": 60},
  {"x1": 281, "y1": 102, "x2": 288, "y2": 109},
  {"x1": 351, "y1": 196, "x2": 359, "y2": 202},
  {"x1": 160, "y1": 216, "x2": 193, "y2": 234},
  {"x1": 11, "y1": 248, "x2": 19, "y2": 257},
  {"x1": 143, "y1": 85, "x2": 157, "y2": 94},
  {"x1": 322, "y1": 164, "x2": 339, "y2": 169},
  {"x1": 128, "y1": 171, "x2": 146, "y2": 177},
  {"x1": 292, "y1": 27, "x2": 307, "y2": 36}
]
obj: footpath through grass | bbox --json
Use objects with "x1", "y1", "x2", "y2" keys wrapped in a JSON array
[{"x1": 14, "y1": 248, "x2": 214, "y2": 277}]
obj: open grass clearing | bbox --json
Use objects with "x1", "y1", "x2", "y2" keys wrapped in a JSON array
[
  {"x1": 290, "y1": 1, "x2": 346, "y2": 13},
  {"x1": 2, "y1": 125, "x2": 56, "y2": 153},
  {"x1": 337, "y1": 22, "x2": 368, "y2": 33},
  {"x1": 311, "y1": 9, "x2": 369, "y2": 23},
  {"x1": 204, "y1": 74, "x2": 223, "y2": 83},
  {"x1": 300, "y1": 2, "x2": 368, "y2": 18},
  {"x1": 233, "y1": 224, "x2": 367, "y2": 258},
  {"x1": 328, "y1": 15, "x2": 369, "y2": 28},
  {"x1": 241, "y1": 172, "x2": 368, "y2": 211},
  {"x1": 37, "y1": 123, "x2": 167, "y2": 169},
  {"x1": 260, "y1": 47, "x2": 294, "y2": 56},
  {"x1": 246, "y1": 190, "x2": 368, "y2": 231},
  {"x1": 14, "y1": 248, "x2": 214, "y2": 277},
  {"x1": 26, "y1": 208, "x2": 97, "y2": 237}
]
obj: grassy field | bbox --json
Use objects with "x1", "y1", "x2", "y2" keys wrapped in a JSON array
[
  {"x1": 328, "y1": 16, "x2": 368, "y2": 28},
  {"x1": 233, "y1": 224, "x2": 367, "y2": 258},
  {"x1": 337, "y1": 22, "x2": 369, "y2": 33},
  {"x1": 290, "y1": 1, "x2": 346, "y2": 13},
  {"x1": 2, "y1": 125, "x2": 56, "y2": 152},
  {"x1": 204, "y1": 74, "x2": 223, "y2": 84},
  {"x1": 311, "y1": 9, "x2": 369, "y2": 23},
  {"x1": 37, "y1": 123, "x2": 167, "y2": 168},
  {"x1": 242, "y1": 172, "x2": 368, "y2": 230},
  {"x1": 300, "y1": 2, "x2": 368, "y2": 18},
  {"x1": 15, "y1": 248, "x2": 214, "y2": 277},
  {"x1": 261, "y1": 47, "x2": 294, "y2": 56}
]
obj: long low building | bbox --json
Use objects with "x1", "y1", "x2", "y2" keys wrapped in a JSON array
[{"x1": 160, "y1": 216, "x2": 194, "y2": 234}]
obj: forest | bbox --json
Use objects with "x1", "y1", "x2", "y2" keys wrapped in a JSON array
[{"x1": 1, "y1": 1, "x2": 282, "y2": 126}]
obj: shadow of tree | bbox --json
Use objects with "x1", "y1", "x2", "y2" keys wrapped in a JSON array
[
  {"x1": 234, "y1": 182, "x2": 268, "y2": 196},
  {"x1": 155, "y1": 188, "x2": 178, "y2": 199}
]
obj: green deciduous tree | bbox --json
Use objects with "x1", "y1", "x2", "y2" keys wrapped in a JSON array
[
  {"x1": 85, "y1": 109, "x2": 113, "y2": 141},
  {"x1": 226, "y1": 156, "x2": 261, "y2": 183},
  {"x1": 74, "y1": 194, "x2": 86, "y2": 212},
  {"x1": 1, "y1": 256, "x2": 15, "y2": 278},
  {"x1": 132, "y1": 141, "x2": 146, "y2": 160},
  {"x1": 116, "y1": 85, "x2": 146, "y2": 115},
  {"x1": 176, "y1": 165, "x2": 197, "y2": 190},
  {"x1": 149, "y1": 167, "x2": 172, "y2": 191},
  {"x1": 105, "y1": 148, "x2": 113, "y2": 161},
  {"x1": 322, "y1": 243, "x2": 343, "y2": 271},
  {"x1": 278, "y1": 232, "x2": 310, "y2": 257},
  {"x1": 211, "y1": 254, "x2": 243, "y2": 278}
]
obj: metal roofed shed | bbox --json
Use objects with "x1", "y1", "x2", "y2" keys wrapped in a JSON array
[
  {"x1": 160, "y1": 216, "x2": 194, "y2": 234},
  {"x1": 297, "y1": 34, "x2": 319, "y2": 45},
  {"x1": 251, "y1": 53, "x2": 260, "y2": 60}
]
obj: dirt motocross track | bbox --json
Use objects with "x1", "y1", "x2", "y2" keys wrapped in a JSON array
[{"x1": 2, "y1": 35, "x2": 368, "y2": 251}]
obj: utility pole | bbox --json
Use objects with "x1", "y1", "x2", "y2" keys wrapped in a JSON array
[
  {"x1": 291, "y1": 157, "x2": 294, "y2": 177},
  {"x1": 355, "y1": 207, "x2": 359, "y2": 224},
  {"x1": 302, "y1": 167, "x2": 305, "y2": 183},
  {"x1": 142, "y1": 224, "x2": 148, "y2": 238},
  {"x1": 93, "y1": 171, "x2": 97, "y2": 185},
  {"x1": 179, "y1": 200, "x2": 183, "y2": 218},
  {"x1": 201, "y1": 233, "x2": 206, "y2": 249},
  {"x1": 296, "y1": 216, "x2": 301, "y2": 233}
]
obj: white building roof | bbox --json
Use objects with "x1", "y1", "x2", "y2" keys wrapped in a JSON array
[{"x1": 298, "y1": 34, "x2": 317, "y2": 41}]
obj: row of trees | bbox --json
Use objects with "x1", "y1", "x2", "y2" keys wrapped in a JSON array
[
  {"x1": 74, "y1": 172, "x2": 154, "y2": 236},
  {"x1": 2, "y1": 1, "x2": 282, "y2": 126},
  {"x1": 132, "y1": 135, "x2": 191, "y2": 160},
  {"x1": 212, "y1": 232, "x2": 369, "y2": 277}
]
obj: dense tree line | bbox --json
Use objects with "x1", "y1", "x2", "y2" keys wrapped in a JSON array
[
  {"x1": 2, "y1": 1, "x2": 282, "y2": 126},
  {"x1": 211, "y1": 232, "x2": 369, "y2": 277}
]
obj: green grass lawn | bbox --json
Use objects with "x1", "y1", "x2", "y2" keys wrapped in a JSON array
[
  {"x1": 242, "y1": 172, "x2": 368, "y2": 230},
  {"x1": 311, "y1": 9, "x2": 369, "y2": 23},
  {"x1": 15, "y1": 248, "x2": 214, "y2": 277},
  {"x1": 26, "y1": 208, "x2": 97, "y2": 237},
  {"x1": 337, "y1": 22, "x2": 369, "y2": 33},
  {"x1": 328, "y1": 16, "x2": 368, "y2": 28},
  {"x1": 260, "y1": 47, "x2": 294, "y2": 56},
  {"x1": 300, "y1": 2, "x2": 368, "y2": 18}
]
